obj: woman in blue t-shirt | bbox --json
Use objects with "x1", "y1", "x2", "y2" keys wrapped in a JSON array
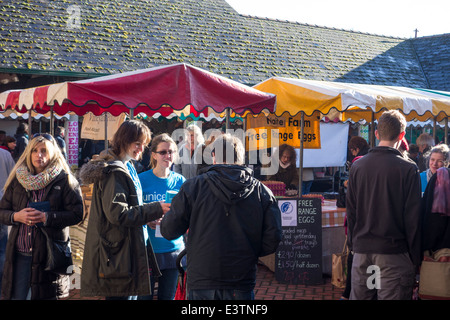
[{"x1": 138, "y1": 133, "x2": 186, "y2": 300}]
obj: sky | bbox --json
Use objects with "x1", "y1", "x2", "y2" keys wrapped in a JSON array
[{"x1": 225, "y1": 0, "x2": 449, "y2": 38}]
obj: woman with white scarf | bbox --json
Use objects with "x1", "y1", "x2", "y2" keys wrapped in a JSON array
[{"x1": 0, "y1": 133, "x2": 83, "y2": 300}]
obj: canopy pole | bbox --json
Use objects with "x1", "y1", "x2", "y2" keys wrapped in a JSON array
[
  {"x1": 130, "y1": 108, "x2": 134, "y2": 120},
  {"x1": 50, "y1": 106, "x2": 54, "y2": 135},
  {"x1": 226, "y1": 109, "x2": 231, "y2": 130},
  {"x1": 445, "y1": 117, "x2": 449, "y2": 145},
  {"x1": 433, "y1": 116, "x2": 437, "y2": 142},
  {"x1": 28, "y1": 109, "x2": 32, "y2": 135},
  {"x1": 370, "y1": 111, "x2": 375, "y2": 147},
  {"x1": 104, "y1": 113, "x2": 108, "y2": 150},
  {"x1": 298, "y1": 111, "x2": 304, "y2": 196}
]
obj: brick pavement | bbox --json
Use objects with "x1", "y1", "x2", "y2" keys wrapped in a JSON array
[{"x1": 63, "y1": 263, "x2": 343, "y2": 300}]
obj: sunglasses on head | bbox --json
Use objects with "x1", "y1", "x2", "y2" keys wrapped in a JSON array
[
  {"x1": 154, "y1": 150, "x2": 174, "y2": 156},
  {"x1": 33, "y1": 133, "x2": 54, "y2": 142}
]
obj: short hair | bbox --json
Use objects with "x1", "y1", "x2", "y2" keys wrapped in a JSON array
[
  {"x1": 55, "y1": 126, "x2": 65, "y2": 135},
  {"x1": 376, "y1": 110, "x2": 406, "y2": 141},
  {"x1": 212, "y1": 133, "x2": 245, "y2": 165},
  {"x1": 416, "y1": 133, "x2": 435, "y2": 148},
  {"x1": 425, "y1": 143, "x2": 450, "y2": 168},
  {"x1": 111, "y1": 120, "x2": 151, "y2": 157},
  {"x1": 16, "y1": 122, "x2": 28, "y2": 134},
  {"x1": 348, "y1": 136, "x2": 369, "y2": 152}
]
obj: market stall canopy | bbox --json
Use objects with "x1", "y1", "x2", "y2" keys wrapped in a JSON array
[
  {"x1": 253, "y1": 77, "x2": 450, "y2": 122},
  {"x1": 0, "y1": 63, "x2": 276, "y2": 117},
  {"x1": 0, "y1": 108, "x2": 70, "y2": 120}
]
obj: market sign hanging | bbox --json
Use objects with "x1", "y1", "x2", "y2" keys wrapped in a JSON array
[{"x1": 246, "y1": 112, "x2": 321, "y2": 151}]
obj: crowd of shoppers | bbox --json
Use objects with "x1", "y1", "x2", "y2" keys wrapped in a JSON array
[{"x1": 0, "y1": 116, "x2": 448, "y2": 301}]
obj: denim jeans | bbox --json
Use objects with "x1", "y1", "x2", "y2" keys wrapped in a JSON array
[
  {"x1": 188, "y1": 289, "x2": 254, "y2": 300},
  {"x1": 12, "y1": 251, "x2": 32, "y2": 300},
  {"x1": 138, "y1": 268, "x2": 179, "y2": 300}
]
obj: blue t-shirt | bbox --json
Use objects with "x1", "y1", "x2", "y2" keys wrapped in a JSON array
[
  {"x1": 138, "y1": 169, "x2": 186, "y2": 253},
  {"x1": 126, "y1": 161, "x2": 149, "y2": 243}
]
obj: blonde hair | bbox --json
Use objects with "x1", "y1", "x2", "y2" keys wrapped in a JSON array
[{"x1": 3, "y1": 134, "x2": 77, "y2": 191}]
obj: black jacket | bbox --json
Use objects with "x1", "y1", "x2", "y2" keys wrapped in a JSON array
[
  {"x1": 161, "y1": 164, "x2": 282, "y2": 291},
  {"x1": 421, "y1": 168, "x2": 450, "y2": 252},
  {"x1": 0, "y1": 172, "x2": 83, "y2": 299},
  {"x1": 346, "y1": 146, "x2": 422, "y2": 266}
]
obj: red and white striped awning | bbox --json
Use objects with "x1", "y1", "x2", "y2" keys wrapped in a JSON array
[{"x1": 0, "y1": 63, "x2": 276, "y2": 117}]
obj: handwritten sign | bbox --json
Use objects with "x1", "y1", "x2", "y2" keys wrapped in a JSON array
[
  {"x1": 80, "y1": 113, "x2": 126, "y2": 140},
  {"x1": 67, "y1": 121, "x2": 79, "y2": 168},
  {"x1": 275, "y1": 198, "x2": 322, "y2": 285}
]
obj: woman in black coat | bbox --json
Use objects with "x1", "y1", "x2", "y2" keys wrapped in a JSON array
[{"x1": 0, "y1": 133, "x2": 83, "y2": 300}]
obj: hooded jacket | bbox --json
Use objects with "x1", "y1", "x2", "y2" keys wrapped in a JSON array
[
  {"x1": 79, "y1": 150, "x2": 163, "y2": 297},
  {"x1": 161, "y1": 164, "x2": 282, "y2": 291}
]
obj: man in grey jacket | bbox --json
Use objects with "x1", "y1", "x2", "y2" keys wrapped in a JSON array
[
  {"x1": 0, "y1": 148, "x2": 16, "y2": 297},
  {"x1": 346, "y1": 110, "x2": 422, "y2": 300}
]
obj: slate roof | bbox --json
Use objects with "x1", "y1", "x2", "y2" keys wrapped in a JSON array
[{"x1": 0, "y1": 0, "x2": 448, "y2": 90}]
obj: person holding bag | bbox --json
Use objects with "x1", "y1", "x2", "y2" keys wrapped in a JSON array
[{"x1": 0, "y1": 133, "x2": 83, "y2": 300}]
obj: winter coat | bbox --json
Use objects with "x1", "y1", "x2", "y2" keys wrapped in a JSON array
[
  {"x1": 346, "y1": 146, "x2": 422, "y2": 266},
  {"x1": 421, "y1": 168, "x2": 450, "y2": 252},
  {"x1": 161, "y1": 164, "x2": 282, "y2": 291},
  {"x1": 79, "y1": 151, "x2": 164, "y2": 297},
  {"x1": 0, "y1": 171, "x2": 83, "y2": 300}
]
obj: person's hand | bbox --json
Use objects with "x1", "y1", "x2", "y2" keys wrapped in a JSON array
[
  {"x1": 13, "y1": 208, "x2": 46, "y2": 226},
  {"x1": 147, "y1": 219, "x2": 162, "y2": 229},
  {"x1": 160, "y1": 202, "x2": 171, "y2": 214}
]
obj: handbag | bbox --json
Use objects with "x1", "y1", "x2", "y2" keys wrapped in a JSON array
[
  {"x1": 331, "y1": 237, "x2": 349, "y2": 288},
  {"x1": 40, "y1": 227, "x2": 74, "y2": 275},
  {"x1": 419, "y1": 248, "x2": 450, "y2": 300}
]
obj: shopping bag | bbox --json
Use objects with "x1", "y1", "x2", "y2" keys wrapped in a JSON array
[
  {"x1": 331, "y1": 237, "x2": 349, "y2": 288},
  {"x1": 419, "y1": 248, "x2": 450, "y2": 300}
]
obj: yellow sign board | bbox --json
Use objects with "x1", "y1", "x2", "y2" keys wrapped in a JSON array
[{"x1": 246, "y1": 113, "x2": 321, "y2": 151}]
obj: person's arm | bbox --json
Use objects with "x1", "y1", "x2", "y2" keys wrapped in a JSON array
[
  {"x1": 403, "y1": 166, "x2": 423, "y2": 266},
  {"x1": 160, "y1": 185, "x2": 191, "y2": 240},
  {"x1": 259, "y1": 185, "x2": 282, "y2": 256},
  {"x1": 101, "y1": 170, "x2": 164, "y2": 227}
]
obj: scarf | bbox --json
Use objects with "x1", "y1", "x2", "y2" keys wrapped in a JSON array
[
  {"x1": 280, "y1": 161, "x2": 290, "y2": 169},
  {"x1": 432, "y1": 167, "x2": 450, "y2": 217},
  {"x1": 16, "y1": 163, "x2": 62, "y2": 191}
]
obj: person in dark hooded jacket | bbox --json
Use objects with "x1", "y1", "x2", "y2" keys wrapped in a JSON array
[{"x1": 161, "y1": 133, "x2": 282, "y2": 300}]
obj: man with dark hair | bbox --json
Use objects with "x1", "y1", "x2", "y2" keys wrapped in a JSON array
[
  {"x1": 13, "y1": 123, "x2": 28, "y2": 161},
  {"x1": 346, "y1": 110, "x2": 422, "y2": 300},
  {"x1": 161, "y1": 133, "x2": 282, "y2": 300},
  {"x1": 55, "y1": 126, "x2": 67, "y2": 160}
]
